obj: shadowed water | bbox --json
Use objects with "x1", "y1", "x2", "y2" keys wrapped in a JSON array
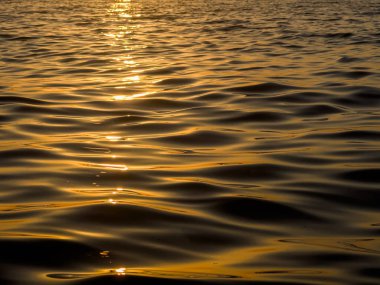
[{"x1": 1, "y1": 0, "x2": 380, "y2": 284}]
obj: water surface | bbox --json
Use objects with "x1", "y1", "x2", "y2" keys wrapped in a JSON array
[{"x1": 1, "y1": 0, "x2": 380, "y2": 284}]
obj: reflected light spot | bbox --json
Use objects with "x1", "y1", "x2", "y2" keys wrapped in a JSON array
[
  {"x1": 113, "y1": 95, "x2": 127, "y2": 100},
  {"x1": 106, "y1": 136, "x2": 122, "y2": 142},
  {"x1": 123, "y1": 75, "x2": 140, "y2": 82},
  {"x1": 123, "y1": 60, "x2": 136, "y2": 66},
  {"x1": 113, "y1": 92, "x2": 152, "y2": 101},
  {"x1": 66, "y1": 229, "x2": 113, "y2": 238},
  {"x1": 115, "y1": 268, "x2": 126, "y2": 275},
  {"x1": 120, "y1": 13, "x2": 132, "y2": 18},
  {"x1": 100, "y1": 250, "x2": 110, "y2": 257},
  {"x1": 108, "y1": 198, "x2": 117, "y2": 205},
  {"x1": 97, "y1": 164, "x2": 128, "y2": 171}
]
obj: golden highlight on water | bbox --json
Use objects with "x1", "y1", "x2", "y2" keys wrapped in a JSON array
[{"x1": 0, "y1": 0, "x2": 380, "y2": 284}]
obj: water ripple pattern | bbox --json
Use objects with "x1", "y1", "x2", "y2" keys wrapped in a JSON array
[{"x1": 1, "y1": 0, "x2": 380, "y2": 284}]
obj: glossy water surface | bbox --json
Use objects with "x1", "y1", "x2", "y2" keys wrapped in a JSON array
[{"x1": 1, "y1": 0, "x2": 380, "y2": 284}]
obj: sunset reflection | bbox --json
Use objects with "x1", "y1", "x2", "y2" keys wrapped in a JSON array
[
  {"x1": 112, "y1": 92, "x2": 152, "y2": 101},
  {"x1": 1, "y1": 0, "x2": 380, "y2": 284}
]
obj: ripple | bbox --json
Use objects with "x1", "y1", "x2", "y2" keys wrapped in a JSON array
[
  {"x1": 225, "y1": 82, "x2": 302, "y2": 94},
  {"x1": 209, "y1": 197, "x2": 322, "y2": 224},
  {"x1": 339, "y1": 169, "x2": 380, "y2": 184},
  {"x1": 216, "y1": 111, "x2": 289, "y2": 123},
  {"x1": 156, "y1": 78, "x2": 197, "y2": 86},
  {"x1": 196, "y1": 163, "x2": 296, "y2": 182},
  {"x1": 296, "y1": 104, "x2": 345, "y2": 117},
  {"x1": 155, "y1": 130, "x2": 240, "y2": 146}
]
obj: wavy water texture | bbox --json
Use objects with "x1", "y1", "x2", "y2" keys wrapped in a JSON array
[{"x1": 0, "y1": 0, "x2": 380, "y2": 284}]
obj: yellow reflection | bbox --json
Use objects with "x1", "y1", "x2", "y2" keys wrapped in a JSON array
[
  {"x1": 66, "y1": 229, "x2": 114, "y2": 238},
  {"x1": 113, "y1": 92, "x2": 152, "y2": 101},
  {"x1": 115, "y1": 268, "x2": 127, "y2": 275},
  {"x1": 122, "y1": 57, "x2": 137, "y2": 67},
  {"x1": 108, "y1": 0, "x2": 135, "y2": 19},
  {"x1": 123, "y1": 75, "x2": 140, "y2": 82},
  {"x1": 100, "y1": 250, "x2": 110, "y2": 257},
  {"x1": 96, "y1": 163, "x2": 128, "y2": 171},
  {"x1": 106, "y1": 135, "x2": 122, "y2": 141},
  {"x1": 108, "y1": 198, "x2": 117, "y2": 205}
]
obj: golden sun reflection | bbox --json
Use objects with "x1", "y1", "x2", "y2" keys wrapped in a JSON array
[
  {"x1": 100, "y1": 250, "x2": 110, "y2": 257},
  {"x1": 107, "y1": 0, "x2": 140, "y2": 19},
  {"x1": 123, "y1": 75, "x2": 140, "y2": 83},
  {"x1": 115, "y1": 268, "x2": 127, "y2": 276},
  {"x1": 108, "y1": 198, "x2": 117, "y2": 205},
  {"x1": 96, "y1": 163, "x2": 128, "y2": 171},
  {"x1": 106, "y1": 135, "x2": 123, "y2": 141},
  {"x1": 112, "y1": 92, "x2": 152, "y2": 101},
  {"x1": 122, "y1": 56, "x2": 137, "y2": 66}
]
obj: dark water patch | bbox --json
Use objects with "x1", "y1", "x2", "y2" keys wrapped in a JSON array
[
  {"x1": 282, "y1": 183, "x2": 380, "y2": 210},
  {"x1": 156, "y1": 78, "x2": 197, "y2": 86},
  {"x1": 7, "y1": 36, "x2": 40, "y2": 41},
  {"x1": 1, "y1": 185, "x2": 66, "y2": 201},
  {"x1": 209, "y1": 197, "x2": 321, "y2": 224},
  {"x1": 129, "y1": 225, "x2": 252, "y2": 253},
  {"x1": 60, "y1": 68, "x2": 99, "y2": 74},
  {"x1": 296, "y1": 104, "x2": 345, "y2": 117},
  {"x1": 277, "y1": 251, "x2": 377, "y2": 266},
  {"x1": 358, "y1": 267, "x2": 380, "y2": 280},
  {"x1": 102, "y1": 115, "x2": 149, "y2": 125},
  {"x1": 11, "y1": 105, "x2": 71, "y2": 115},
  {"x1": 273, "y1": 154, "x2": 333, "y2": 165},
  {"x1": 55, "y1": 203, "x2": 224, "y2": 232},
  {"x1": 40, "y1": 116, "x2": 86, "y2": 125},
  {"x1": 196, "y1": 164, "x2": 296, "y2": 182},
  {"x1": 52, "y1": 269, "x2": 315, "y2": 285},
  {"x1": 338, "y1": 56, "x2": 362, "y2": 63},
  {"x1": 0, "y1": 239, "x2": 104, "y2": 268},
  {"x1": 127, "y1": 98, "x2": 200, "y2": 110},
  {"x1": 0, "y1": 96, "x2": 48, "y2": 105},
  {"x1": 143, "y1": 66, "x2": 187, "y2": 75},
  {"x1": 244, "y1": 140, "x2": 310, "y2": 152},
  {"x1": 225, "y1": 82, "x2": 301, "y2": 94},
  {"x1": 196, "y1": 92, "x2": 231, "y2": 101},
  {"x1": 338, "y1": 169, "x2": 380, "y2": 184},
  {"x1": 74, "y1": 59, "x2": 112, "y2": 67},
  {"x1": 120, "y1": 122, "x2": 187, "y2": 134},
  {"x1": 17, "y1": 122, "x2": 91, "y2": 135},
  {"x1": 1, "y1": 57, "x2": 29, "y2": 63},
  {"x1": 0, "y1": 148, "x2": 64, "y2": 161},
  {"x1": 305, "y1": 130, "x2": 380, "y2": 141},
  {"x1": 156, "y1": 181, "x2": 230, "y2": 197},
  {"x1": 337, "y1": 88, "x2": 380, "y2": 106},
  {"x1": 68, "y1": 275, "x2": 247, "y2": 285},
  {"x1": 216, "y1": 111, "x2": 289, "y2": 123},
  {"x1": 0, "y1": 33, "x2": 14, "y2": 39},
  {"x1": 313, "y1": 70, "x2": 374, "y2": 79},
  {"x1": 154, "y1": 130, "x2": 239, "y2": 147},
  {"x1": 266, "y1": 91, "x2": 331, "y2": 103},
  {"x1": 301, "y1": 32, "x2": 353, "y2": 39},
  {"x1": 0, "y1": 114, "x2": 13, "y2": 123}
]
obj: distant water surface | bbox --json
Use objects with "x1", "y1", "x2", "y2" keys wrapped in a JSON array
[{"x1": 1, "y1": 0, "x2": 380, "y2": 284}]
